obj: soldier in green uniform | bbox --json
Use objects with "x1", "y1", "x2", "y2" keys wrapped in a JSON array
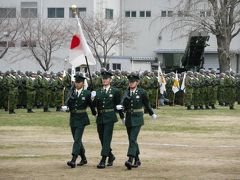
[
  {"x1": 26, "y1": 72, "x2": 36, "y2": 113},
  {"x1": 66, "y1": 72, "x2": 96, "y2": 168},
  {"x1": 224, "y1": 71, "x2": 236, "y2": 109},
  {"x1": 92, "y1": 70, "x2": 124, "y2": 169},
  {"x1": 0, "y1": 71, "x2": 3, "y2": 109},
  {"x1": 7, "y1": 70, "x2": 19, "y2": 114},
  {"x1": 2, "y1": 71, "x2": 10, "y2": 111},
  {"x1": 42, "y1": 72, "x2": 51, "y2": 112},
  {"x1": 183, "y1": 71, "x2": 194, "y2": 109},
  {"x1": 118, "y1": 72, "x2": 157, "y2": 170},
  {"x1": 63, "y1": 68, "x2": 72, "y2": 102},
  {"x1": 218, "y1": 73, "x2": 226, "y2": 106},
  {"x1": 235, "y1": 74, "x2": 240, "y2": 104},
  {"x1": 54, "y1": 72, "x2": 64, "y2": 111}
]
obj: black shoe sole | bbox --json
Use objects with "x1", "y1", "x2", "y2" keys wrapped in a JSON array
[
  {"x1": 125, "y1": 161, "x2": 132, "y2": 170},
  {"x1": 107, "y1": 156, "x2": 115, "y2": 166},
  {"x1": 67, "y1": 161, "x2": 76, "y2": 168},
  {"x1": 77, "y1": 160, "x2": 87, "y2": 166}
]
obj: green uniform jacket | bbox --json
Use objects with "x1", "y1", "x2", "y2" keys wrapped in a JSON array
[
  {"x1": 68, "y1": 89, "x2": 96, "y2": 127},
  {"x1": 123, "y1": 87, "x2": 154, "y2": 127},
  {"x1": 94, "y1": 86, "x2": 122, "y2": 124}
]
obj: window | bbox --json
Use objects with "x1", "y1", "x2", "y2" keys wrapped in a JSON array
[
  {"x1": 200, "y1": 10, "x2": 211, "y2": 17},
  {"x1": 0, "y1": 41, "x2": 15, "y2": 47},
  {"x1": 161, "y1": 11, "x2": 166, "y2": 17},
  {"x1": 146, "y1": 11, "x2": 151, "y2": 17},
  {"x1": 125, "y1": 11, "x2": 130, "y2": 17},
  {"x1": 168, "y1": 11, "x2": 173, "y2": 17},
  {"x1": 69, "y1": 7, "x2": 86, "y2": 18},
  {"x1": 140, "y1": 11, "x2": 145, "y2": 17},
  {"x1": 178, "y1": 10, "x2": 183, "y2": 17},
  {"x1": 21, "y1": 2, "x2": 37, "y2": 18},
  {"x1": 0, "y1": 41, "x2": 7, "y2": 47},
  {"x1": 106, "y1": 64, "x2": 110, "y2": 70},
  {"x1": 200, "y1": 10, "x2": 205, "y2": 17},
  {"x1": 105, "y1": 9, "x2": 113, "y2": 19},
  {"x1": 21, "y1": 40, "x2": 36, "y2": 47},
  {"x1": 48, "y1": 8, "x2": 64, "y2": 18},
  {"x1": 112, "y1": 63, "x2": 121, "y2": 70},
  {"x1": 206, "y1": 10, "x2": 211, "y2": 17},
  {"x1": 131, "y1": 11, "x2": 136, "y2": 17},
  {"x1": 0, "y1": 8, "x2": 16, "y2": 18}
]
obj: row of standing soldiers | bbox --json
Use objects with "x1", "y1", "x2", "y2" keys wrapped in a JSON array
[
  {"x1": 1, "y1": 68, "x2": 239, "y2": 113},
  {"x1": 0, "y1": 70, "x2": 65, "y2": 114}
]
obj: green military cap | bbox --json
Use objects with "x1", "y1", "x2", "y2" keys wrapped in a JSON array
[
  {"x1": 101, "y1": 71, "x2": 112, "y2": 79},
  {"x1": 127, "y1": 72, "x2": 140, "y2": 82},
  {"x1": 74, "y1": 72, "x2": 86, "y2": 83}
]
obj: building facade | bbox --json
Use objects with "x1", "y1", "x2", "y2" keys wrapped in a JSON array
[{"x1": 0, "y1": 0, "x2": 239, "y2": 73}]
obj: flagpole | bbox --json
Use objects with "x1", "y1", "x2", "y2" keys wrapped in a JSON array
[
  {"x1": 72, "y1": 5, "x2": 94, "y2": 91},
  {"x1": 85, "y1": 56, "x2": 94, "y2": 91}
]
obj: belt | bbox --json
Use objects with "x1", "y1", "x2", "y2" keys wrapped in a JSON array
[
  {"x1": 127, "y1": 108, "x2": 143, "y2": 113},
  {"x1": 72, "y1": 109, "x2": 86, "y2": 113},
  {"x1": 98, "y1": 109, "x2": 114, "y2": 113}
]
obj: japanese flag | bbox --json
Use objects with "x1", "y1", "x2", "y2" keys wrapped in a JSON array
[{"x1": 69, "y1": 20, "x2": 96, "y2": 67}]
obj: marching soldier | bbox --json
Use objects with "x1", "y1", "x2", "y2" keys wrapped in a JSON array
[
  {"x1": 66, "y1": 72, "x2": 96, "y2": 168},
  {"x1": 118, "y1": 72, "x2": 157, "y2": 170},
  {"x1": 92, "y1": 70, "x2": 124, "y2": 169}
]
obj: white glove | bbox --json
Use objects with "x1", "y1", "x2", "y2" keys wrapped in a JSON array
[
  {"x1": 91, "y1": 91, "x2": 96, "y2": 99},
  {"x1": 121, "y1": 118, "x2": 125, "y2": 125},
  {"x1": 61, "y1": 105, "x2": 69, "y2": 112},
  {"x1": 116, "y1": 105, "x2": 123, "y2": 110},
  {"x1": 151, "y1": 114, "x2": 157, "y2": 120}
]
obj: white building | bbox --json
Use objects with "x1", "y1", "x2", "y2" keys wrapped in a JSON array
[{"x1": 0, "y1": 0, "x2": 239, "y2": 73}]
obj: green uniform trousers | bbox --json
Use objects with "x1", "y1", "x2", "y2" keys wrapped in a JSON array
[
  {"x1": 97, "y1": 122, "x2": 114, "y2": 157},
  {"x1": 71, "y1": 126, "x2": 85, "y2": 156},
  {"x1": 127, "y1": 125, "x2": 141, "y2": 157}
]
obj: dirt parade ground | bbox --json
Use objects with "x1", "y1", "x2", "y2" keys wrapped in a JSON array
[{"x1": 0, "y1": 106, "x2": 240, "y2": 180}]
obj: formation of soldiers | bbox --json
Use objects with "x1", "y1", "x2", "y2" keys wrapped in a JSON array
[
  {"x1": 0, "y1": 70, "x2": 65, "y2": 114},
  {"x1": 0, "y1": 68, "x2": 239, "y2": 114}
]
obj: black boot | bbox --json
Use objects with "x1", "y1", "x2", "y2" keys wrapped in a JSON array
[
  {"x1": 97, "y1": 156, "x2": 106, "y2": 169},
  {"x1": 67, "y1": 155, "x2": 77, "y2": 168},
  {"x1": 107, "y1": 152, "x2": 115, "y2": 166},
  {"x1": 125, "y1": 156, "x2": 133, "y2": 170},
  {"x1": 9, "y1": 110, "x2": 15, "y2": 114},
  {"x1": 27, "y1": 109, "x2": 34, "y2": 113},
  {"x1": 77, "y1": 153, "x2": 87, "y2": 166},
  {"x1": 132, "y1": 155, "x2": 141, "y2": 168},
  {"x1": 56, "y1": 106, "x2": 61, "y2": 112},
  {"x1": 44, "y1": 107, "x2": 50, "y2": 112}
]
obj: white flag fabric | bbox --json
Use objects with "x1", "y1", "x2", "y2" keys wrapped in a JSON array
[
  {"x1": 158, "y1": 63, "x2": 166, "y2": 94},
  {"x1": 69, "y1": 16, "x2": 96, "y2": 67},
  {"x1": 71, "y1": 66, "x2": 75, "y2": 82},
  {"x1": 180, "y1": 72, "x2": 186, "y2": 93},
  {"x1": 172, "y1": 72, "x2": 180, "y2": 94}
]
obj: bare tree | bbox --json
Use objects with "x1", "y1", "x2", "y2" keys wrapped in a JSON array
[
  {"x1": 158, "y1": 0, "x2": 240, "y2": 72},
  {"x1": 78, "y1": 15, "x2": 135, "y2": 68},
  {"x1": 21, "y1": 18, "x2": 70, "y2": 71},
  {"x1": 0, "y1": 12, "x2": 21, "y2": 59}
]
